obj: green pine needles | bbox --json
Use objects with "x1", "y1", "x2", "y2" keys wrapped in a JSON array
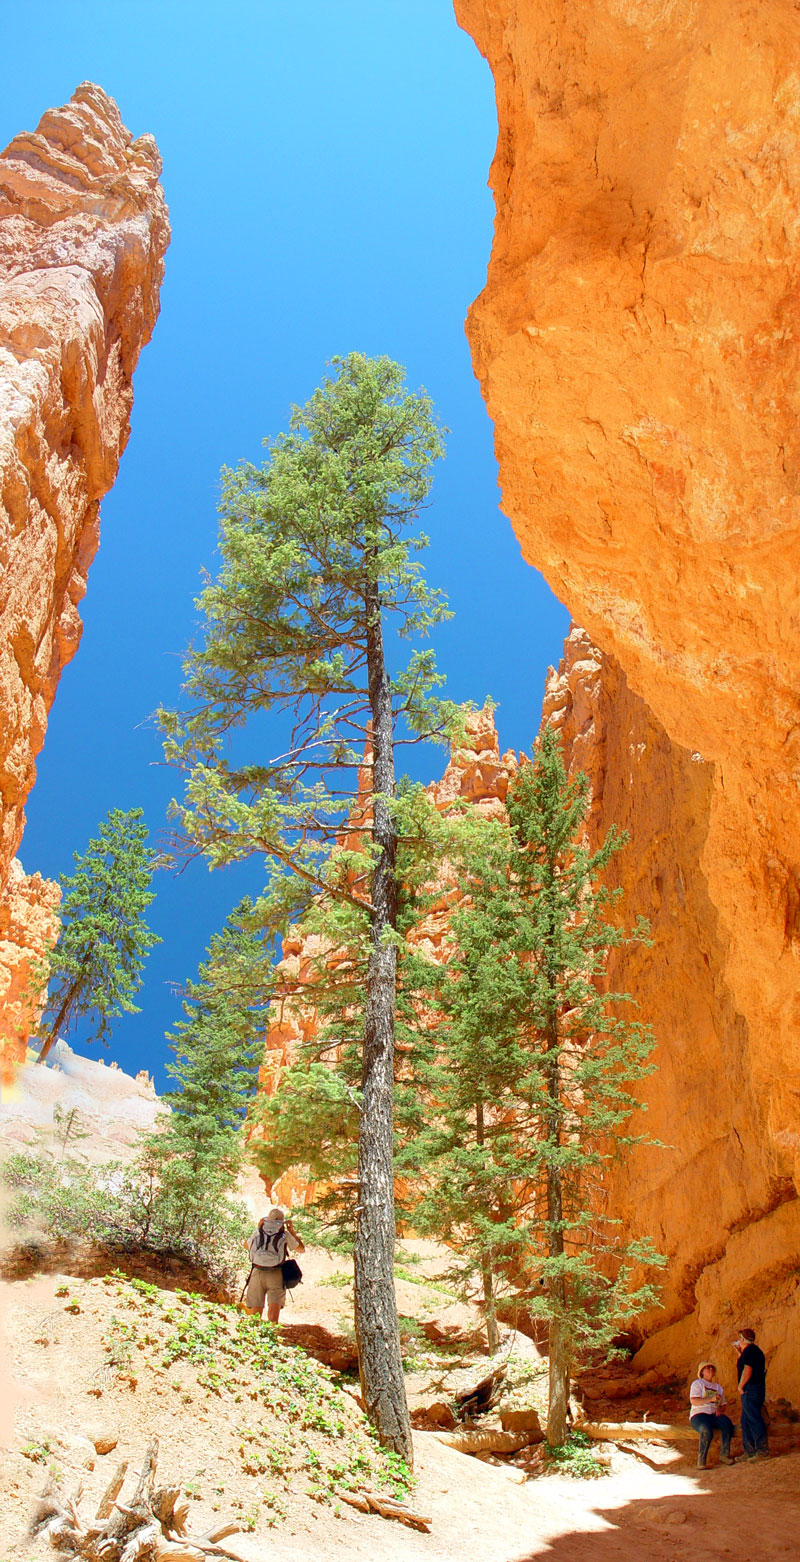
[
  {"x1": 37, "y1": 807, "x2": 160, "y2": 1065},
  {"x1": 159, "y1": 898, "x2": 267, "y2": 1183}
]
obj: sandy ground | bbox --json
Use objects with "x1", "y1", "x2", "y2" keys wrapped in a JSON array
[{"x1": 2, "y1": 1247, "x2": 799, "y2": 1562}]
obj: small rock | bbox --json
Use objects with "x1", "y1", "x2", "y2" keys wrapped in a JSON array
[
  {"x1": 88, "y1": 1429, "x2": 119, "y2": 1455},
  {"x1": 410, "y1": 1402, "x2": 457, "y2": 1431},
  {"x1": 500, "y1": 1407, "x2": 543, "y2": 1436}
]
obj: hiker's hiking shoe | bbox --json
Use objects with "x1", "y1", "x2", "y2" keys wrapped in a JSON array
[
  {"x1": 754, "y1": 1449, "x2": 770, "y2": 1460},
  {"x1": 719, "y1": 1452, "x2": 736, "y2": 1465}
]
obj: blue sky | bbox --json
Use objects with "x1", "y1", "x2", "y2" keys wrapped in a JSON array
[{"x1": 2, "y1": 1, "x2": 568, "y2": 1089}]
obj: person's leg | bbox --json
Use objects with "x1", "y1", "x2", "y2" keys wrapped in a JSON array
[
  {"x1": 694, "y1": 1414, "x2": 715, "y2": 1468},
  {"x1": 265, "y1": 1272, "x2": 287, "y2": 1324},
  {"x1": 749, "y1": 1394, "x2": 769, "y2": 1454},
  {"x1": 717, "y1": 1414, "x2": 735, "y2": 1463},
  {"x1": 243, "y1": 1269, "x2": 267, "y2": 1319},
  {"x1": 740, "y1": 1393, "x2": 767, "y2": 1455}
]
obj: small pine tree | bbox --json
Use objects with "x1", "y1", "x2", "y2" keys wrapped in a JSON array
[
  {"x1": 411, "y1": 728, "x2": 664, "y2": 1442},
  {"x1": 150, "y1": 900, "x2": 267, "y2": 1231},
  {"x1": 37, "y1": 808, "x2": 160, "y2": 1064}
]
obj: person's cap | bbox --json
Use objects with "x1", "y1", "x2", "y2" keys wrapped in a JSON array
[
  {"x1": 268, "y1": 1206, "x2": 285, "y2": 1221},
  {"x1": 697, "y1": 1361, "x2": 716, "y2": 1375},
  {"x1": 737, "y1": 1328, "x2": 756, "y2": 1342}
]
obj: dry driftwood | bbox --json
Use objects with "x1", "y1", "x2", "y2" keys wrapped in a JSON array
[
  {"x1": 29, "y1": 1438, "x2": 244, "y2": 1560},
  {"x1": 338, "y1": 1490, "x2": 432, "y2": 1531}
]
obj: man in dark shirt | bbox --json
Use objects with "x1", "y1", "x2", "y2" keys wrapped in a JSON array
[{"x1": 735, "y1": 1327, "x2": 768, "y2": 1458}]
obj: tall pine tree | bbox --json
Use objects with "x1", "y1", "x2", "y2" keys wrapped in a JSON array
[{"x1": 161, "y1": 354, "x2": 457, "y2": 1460}]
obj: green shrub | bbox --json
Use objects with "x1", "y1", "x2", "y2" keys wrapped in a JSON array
[{"x1": 0, "y1": 1141, "x2": 249, "y2": 1291}]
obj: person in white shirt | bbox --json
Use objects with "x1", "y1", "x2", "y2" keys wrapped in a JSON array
[
  {"x1": 689, "y1": 1360, "x2": 736, "y2": 1468},
  {"x1": 243, "y1": 1206, "x2": 304, "y2": 1323}
]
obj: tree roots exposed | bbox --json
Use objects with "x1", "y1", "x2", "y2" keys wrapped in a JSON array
[{"x1": 29, "y1": 1438, "x2": 243, "y2": 1560}]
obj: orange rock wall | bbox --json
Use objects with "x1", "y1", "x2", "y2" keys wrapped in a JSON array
[
  {"x1": 544, "y1": 628, "x2": 800, "y2": 1401},
  {"x1": 0, "y1": 84, "x2": 169, "y2": 1070},
  {"x1": 455, "y1": 0, "x2": 800, "y2": 1397},
  {"x1": 0, "y1": 859, "x2": 60, "y2": 1085}
]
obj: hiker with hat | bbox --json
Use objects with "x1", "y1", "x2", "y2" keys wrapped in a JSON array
[
  {"x1": 689, "y1": 1360, "x2": 736, "y2": 1468},
  {"x1": 242, "y1": 1206, "x2": 305, "y2": 1323},
  {"x1": 734, "y1": 1327, "x2": 769, "y2": 1459}
]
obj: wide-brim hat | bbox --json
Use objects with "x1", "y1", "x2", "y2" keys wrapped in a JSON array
[{"x1": 697, "y1": 1360, "x2": 716, "y2": 1376}]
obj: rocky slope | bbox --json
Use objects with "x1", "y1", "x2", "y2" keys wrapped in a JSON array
[
  {"x1": 0, "y1": 83, "x2": 169, "y2": 1071},
  {"x1": 455, "y1": 1, "x2": 800, "y2": 1395}
]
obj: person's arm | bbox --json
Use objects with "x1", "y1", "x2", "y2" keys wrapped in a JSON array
[
  {"x1": 739, "y1": 1364, "x2": 753, "y2": 1391},
  {"x1": 689, "y1": 1381, "x2": 707, "y2": 1412},
  {"x1": 285, "y1": 1220, "x2": 305, "y2": 1255}
]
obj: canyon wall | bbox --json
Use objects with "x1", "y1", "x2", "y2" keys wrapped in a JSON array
[
  {"x1": 456, "y1": 1, "x2": 800, "y2": 1396},
  {"x1": 0, "y1": 84, "x2": 169, "y2": 1072}
]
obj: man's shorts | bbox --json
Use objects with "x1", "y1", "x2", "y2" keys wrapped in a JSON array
[{"x1": 245, "y1": 1264, "x2": 286, "y2": 1311}]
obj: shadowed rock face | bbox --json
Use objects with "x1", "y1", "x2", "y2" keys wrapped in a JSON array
[
  {"x1": 544, "y1": 628, "x2": 800, "y2": 1402},
  {"x1": 0, "y1": 83, "x2": 169, "y2": 1072},
  {"x1": 0, "y1": 82, "x2": 169, "y2": 883},
  {"x1": 455, "y1": 3, "x2": 800, "y2": 1393}
]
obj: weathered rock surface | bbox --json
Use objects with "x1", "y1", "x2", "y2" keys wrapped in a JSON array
[
  {"x1": 457, "y1": 2, "x2": 800, "y2": 1399},
  {"x1": 0, "y1": 858, "x2": 60, "y2": 1084},
  {"x1": 0, "y1": 83, "x2": 168, "y2": 1069}
]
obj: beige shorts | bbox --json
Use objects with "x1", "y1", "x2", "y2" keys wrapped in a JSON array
[{"x1": 245, "y1": 1264, "x2": 286, "y2": 1311}]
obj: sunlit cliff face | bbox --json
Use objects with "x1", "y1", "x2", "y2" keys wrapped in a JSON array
[
  {"x1": 0, "y1": 82, "x2": 169, "y2": 890},
  {"x1": 0, "y1": 83, "x2": 168, "y2": 1074},
  {"x1": 455, "y1": 1, "x2": 800, "y2": 1398}
]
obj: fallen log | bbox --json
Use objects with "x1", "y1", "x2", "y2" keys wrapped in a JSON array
[
  {"x1": 433, "y1": 1427, "x2": 541, "y2": 1455},
  {"x1": 580, "y1": 1421, "x2": 696, "y2": 1444},
  {"x1": 455, "y1": 1365, "x2": 507, "y2": 1421},
  {"x1": 338, "y1": 1491, "x2": 432, "y2": 1531}
]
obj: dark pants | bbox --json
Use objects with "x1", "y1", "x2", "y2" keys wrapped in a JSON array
[
  {"x1": 693, "y1": 1412, "x2": 735, "y2": 1465},
  {"x1": 740, "y1": 1390, "x2": 768, "y2": 1454}
]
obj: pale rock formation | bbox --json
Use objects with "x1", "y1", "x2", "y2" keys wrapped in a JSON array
[
  {"x1": 0, "y1": 83, "x2": 169, "y2": 1070},
  {"x1": 0, "y1": 1038, "x2": 161, "y2": 1163},
  {"x1": 456, "y1": 0, "x2": 800, "y2": 1399},
  {"x1": 0, "y1": 858, "x2": 60, "y2": 1085}
]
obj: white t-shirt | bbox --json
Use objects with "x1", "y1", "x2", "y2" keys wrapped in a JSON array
[{"x1": 689, "y1": 1378, "x2": 725, "y2": 1417}]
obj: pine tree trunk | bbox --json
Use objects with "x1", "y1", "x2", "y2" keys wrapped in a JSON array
[
  {"x1": 475, "y1": 1101, "x2": 500, "y2": 1354},
  {"x1": 36, "y1": 977, "x2": 82, "y2": 1065},
  {"x1": 547, "y1": 1315, "x2": 570, "y2": 1445},
  {"x1": 353, "y1": 576, "x2": 412, "y2": 1464},
  {"x1": 545, "y1": 1009, "x2": 570, "y2": 1446}
]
